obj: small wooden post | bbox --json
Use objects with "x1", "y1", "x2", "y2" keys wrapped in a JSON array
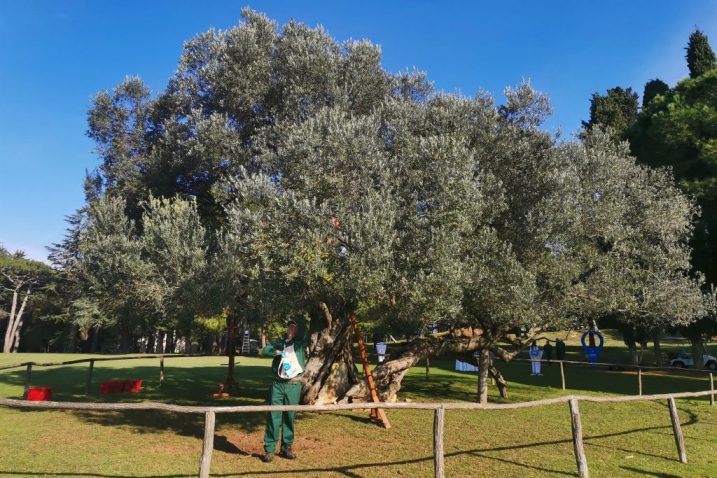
[
  {"x1": 559, "y1": 361, "x2": 566, "y2": 390},
  {"x1": 569, "y1": 398, "x2": 589, "y2": 478},
  {"x1": 433, "y1": 405, "x2": 445, "y2": 478},
  {"x1": 638, "y1": 367, "x2": 643, "y2": 396},
  {"x1": 710, "y1": 373, "x2": 714, "y2": 406},
  {"x1": 159, "y1": 356, "x2": 165, "y2": 387},
  {"x1": 198, "y1": 410, "x2": 216, "y2": 478},
  {"x1": 667, "y1": 397, "x2": 687, "y2": 464},
  {"x1": 23, "y1": 364, "x2": 33, "y2": 399},
  {"x1": 85, "y1": 359, "x2": 95, "y2": 396},
  {"x1": 489, "y1": 353, "x2": 495, "y2": 386}
]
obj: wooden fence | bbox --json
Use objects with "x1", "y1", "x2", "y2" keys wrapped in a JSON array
[
  {"x1": 510, "y1": 358, "x2": 716, "y2": 404},
  {"x1": 1, "y1": 389, "x2": 716, "y2": 478},
  {"x1": 0, "y1": 354, "x2": 209, "y2": 398},
  {"x1": 4, "y1": 352, "x2": 715, "y2": 401}
]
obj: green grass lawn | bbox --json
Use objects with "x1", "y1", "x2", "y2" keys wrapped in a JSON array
[{"x1": 0, "y1": 334, "x2": 716, "y2": 478}]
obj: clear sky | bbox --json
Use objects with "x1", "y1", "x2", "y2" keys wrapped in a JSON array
[{"x1": 1, "y1": 0, "x2": 716, "y2": 262}]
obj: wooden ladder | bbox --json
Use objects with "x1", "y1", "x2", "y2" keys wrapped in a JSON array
[
  {"x1": 240, "y1": 330, "x2": 251, "y2": 355},
  {"x1": 350, "y1": 313, "x2": 391, "y2": 429}
]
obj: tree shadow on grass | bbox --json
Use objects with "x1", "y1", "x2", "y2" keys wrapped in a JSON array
[
  {"x1": 322, "y1": 411, "x2": 375, "y2": 425},
  {"x1": 0, "y1": 473, "x2": 195, "y2": 478},
  {"x1": 66, "y1": 406, "x2": 269, "y2": 436},
  {"x1": 0, "y1": 363, "x2": 277, "y2": 436},
  {"x1": 618, "y1": 466, "x2": 681, "y2": 478},
  {"x1": 0, "y1": 447, "x2": 564, "y2": 478},
  {"x1": 0, "y1": 419, "x2": 700, "y2": 478},
  {"x1": 215, "y1": 434, "x2": 248, "y2": 455}
]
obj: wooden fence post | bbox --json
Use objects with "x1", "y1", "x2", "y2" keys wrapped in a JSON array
[
  {"x1": 23, "y1": 364, "x2": 33, "y2": 399},
  {"x1": 433, "y1": 405, "x2": 445, "y2": 478},
  {"x1": 569, "y1": 398, "x2": 589, "y2": 478},
  {"x1": 85, "y1": 359, "x2": 95, "y2": 396},
  {"x1": 667, "y1": 397, "x2": 687, "y2": 464},
  {"x1": 638, "y1": 367, "x2": 643, "y2": 396},
  {"x1": 198, "y1": 410, "x2": 216, "y2": 478},
  {"x1": 159, "y1": 356, "x2": 165, "y2": 387},
  {"x1": 710, "y1": 373, "x2": 714, "y2": 406},
  {"x1": 560, "y1": 361, "x2": 566, "y2": 390}
]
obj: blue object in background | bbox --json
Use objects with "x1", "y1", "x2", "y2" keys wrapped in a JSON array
[{"x1": 581, "y1": 330, "x2": 604, "y2": 363}]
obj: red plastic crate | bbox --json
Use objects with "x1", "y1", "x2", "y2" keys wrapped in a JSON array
[
  {"x1": 100, "y1": 379, "x2": 142, "y2": 394},
  {"x1": 124, "y1": 379, "x2": 142, "y2": 393},
  {"x1": 100, "y1": 380, "x2": 126, "y2": 394},
  {"x1": 26, "y1": 386, "x2": 53, "y2": 401}
]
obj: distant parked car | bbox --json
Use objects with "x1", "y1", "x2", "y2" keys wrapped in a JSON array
[{"x1": 669, "y1": 350, "x2": 717, "y2": 370}]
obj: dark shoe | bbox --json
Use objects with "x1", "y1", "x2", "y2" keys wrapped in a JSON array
[
  {"x1": 280, "y1": 446, "x2": 297, "y2": 459},
  {"x1": 261, "y1": 452, "x2": 274, "y2": 463}
]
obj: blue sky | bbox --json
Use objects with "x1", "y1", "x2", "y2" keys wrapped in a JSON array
[{"x1": 1, "y1": 0, "x2": 716, "y2": 262}]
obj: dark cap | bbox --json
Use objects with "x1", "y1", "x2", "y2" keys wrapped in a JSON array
[{"x1": 287, "y1": 317, "x2": 298, "y2": 326}]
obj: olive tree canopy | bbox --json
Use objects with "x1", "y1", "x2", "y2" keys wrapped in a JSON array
[{"x1": 67, "y1": 9, "x2": 703, "y2": 402}]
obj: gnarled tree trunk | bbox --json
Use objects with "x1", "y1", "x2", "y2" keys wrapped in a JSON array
[
  {"x1": 689, "y1": 336, "x2": 704, "y2": 370},
  {"x1": 477, "y1": 348, "x2": 490, "y2": 404},
  {"x1": 298, "y1": 312, "x2": 519, "y2": 405},
  {"x1": 300, "y1": 304, "x2": 359, "y2": 404},
  {"x1": 652, "y1": 329, "x2": 663, "y2": 366},
  {"x1": 165, "y1": 330, "x2": 175, "y2": 353},
  {"x1": 155, "y1": 331, "x2": 165, "y2": 354},
  {"x1": 146, "y1": 331, "x2": 156, "y2": 354}
]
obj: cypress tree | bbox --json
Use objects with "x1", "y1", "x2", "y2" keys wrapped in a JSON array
[
  {"x1": 686, "y1": 29, "x2": 717, "y2": 78},
  {"x1": 642, "y1": 78, "x2": 669, "y2": 107}
]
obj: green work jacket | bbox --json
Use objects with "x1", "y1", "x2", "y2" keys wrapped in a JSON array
[{"x1": 262, "y1": 316, "x2": 309, "y2": 378}]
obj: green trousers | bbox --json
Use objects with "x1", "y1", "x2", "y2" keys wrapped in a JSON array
[{"x1": 263, "y1": 380, "x2": 302, "y2": 453}]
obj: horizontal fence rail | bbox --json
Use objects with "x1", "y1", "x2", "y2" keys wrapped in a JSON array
[
  {"x1": 511, "y1": 357, "x2": 716, "y2": 375},
  {"x1": 2, "y1": 390, "x2": 716, "y2": 413},
  {"x1": 509, "y1": 358, "x2": 717, "y2": 399},
  {"x1": 0, "y1": 353, "x2": 212, "y2": 371},
  {"x1": 0, "y1": 354, "x2": 217, "y2": 398},
  {"x1": 1, "y1": 389, "x2": 716, "y2": 478}
]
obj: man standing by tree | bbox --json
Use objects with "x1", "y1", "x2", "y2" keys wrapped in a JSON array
[
  {"x1": 261, "y1": 316, "x2": 310, "y2": 462},
  {"x1": 556, "y1": 339, "x2": 566, "y2": 361}
]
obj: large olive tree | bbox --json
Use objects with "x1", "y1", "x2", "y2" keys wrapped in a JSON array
[{"x1": 65, "y1": 9, "x2": 703, "y2": 402}]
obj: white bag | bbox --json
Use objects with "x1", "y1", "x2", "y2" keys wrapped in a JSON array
[
  {"x1": 376, "y1": 342, "x2": 387, "y2": 363},
  {"x1": 278, "y1": 344, "x2": 303, "y2": 379}
]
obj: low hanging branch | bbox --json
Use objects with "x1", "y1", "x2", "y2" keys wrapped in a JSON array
[
  {"x1": 340, "y1": 325, "x2": 545, "y2": 403},
  {"x1": 343, "y1": 331, "x2": 485, "y2": 402}
]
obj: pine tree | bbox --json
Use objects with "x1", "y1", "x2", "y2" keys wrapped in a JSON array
[{"x1": 583, "y1": 86, "x2": 638, "y2": 132}]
